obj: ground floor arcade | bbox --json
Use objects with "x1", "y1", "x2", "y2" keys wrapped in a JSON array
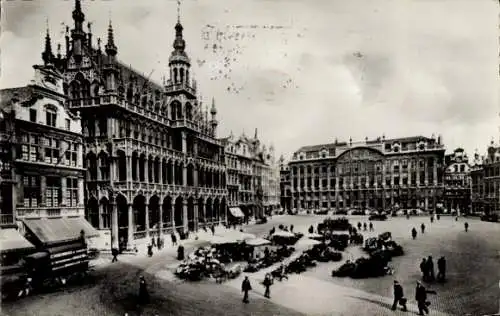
[{"x1": 86, "y1": 194, "x2": 227, "y2": 249}]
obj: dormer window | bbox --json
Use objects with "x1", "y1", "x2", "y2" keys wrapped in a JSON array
[
  {"x1": 45, "y1": 107, "x2": 57, "y2": 127},
  {"x1": 393, "y1": 143, "x2": 400, "y2": 153},
  {"x1": 418, "y1": 142, "x2": 426, "y2": 151}
]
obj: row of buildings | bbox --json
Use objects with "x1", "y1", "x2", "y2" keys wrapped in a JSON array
[
  {"x1": 280, "y1": 136, "x2": 499, "y2": 217},
  {"x1": 0, "y1": 0, "x2": 280, "y2": 251}
]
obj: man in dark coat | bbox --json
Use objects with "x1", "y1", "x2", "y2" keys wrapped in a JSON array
[
  {"x1": 421, "y1": 223, "x2": 426, "y2": 234},
  {"x1": 308, "y1": 225, "x2": 314, "y2": 234},
  {"x1": 138, "y1": 276, "x2": 149, "y2": 304},
  {"x1": 263, "y1": 274, "x2": 273, "y2": 298},
  {"x1": 426, "y1": 256, "x2": 435, "y2": 281},
  {"x1": 412, "y1": 228, "x2": 418, "y2": 240},
  {"x1": 171, "y1": 232, "x2": 177, "y2": 247},
  {"x1": 464, "y1": 222, "x2": 469, "y2": 232},
  {"x1": 391, "y1": 280, "x2": 407, "y2": 311},
  {"x1": 415, "y1": 281, "x2": 436, "y2": 315},
  {"x1": 111, "y1": 247, "x2": 119, "y2": 263},
  {"x1": 241, "y1": 276, "x2": 252, "y2": 303},
  {"x1": 437, "y1": 256, "x2": 446, "y2": 282},
  {"x1": 420, "y1": 258, "x2": 427, "y2": 281}
]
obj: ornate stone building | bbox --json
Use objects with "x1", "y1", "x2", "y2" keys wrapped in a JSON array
[
  {"x1": 470, "y1": 150, "x2": 485, "y2": 214},
  {"x1": 222, "y1": 130, "x2": 280, "y2": 220},
  {"x1": 289, "y1": 135, "x2": 446, "y2": 212},
  {"x1": 0, "y1": 58, "x2": 85, "y2": 227},
  {"x1": 279, "y1": 155, "x2": 292, "y2": 212},
  {"x1": 443, "y1": 148, "x2": 471, "y2": 214},
  {"x1": 479, "y1": 141, "x2": 500, "y2": 216},
  {"x1": 45, "y1": 0, "x2": 227, "y2": 249}
]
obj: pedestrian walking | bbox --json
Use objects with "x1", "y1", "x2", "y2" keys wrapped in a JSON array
[
  {"x1": 415, "y1": 281, "x2": 436, "y2": 315},
  {"x1": 369, "y1": 222, "x2": 374, "y2": 231},
  {"x1": 357, "y1": 222, "x2": 362, "y2": 231},
  {"x1": 241, "y1": 276, "x2": 252, "y2": 303},
  {"x1": 430, "y1": 216, "x2": 434, "y2": 223},
  {"x1": 437, "y1": 256, "x2": 446, "y2": 282},
  {"x1": 363, "y1": 223, "x2": 367, "y2": 231},
  {"x1": 426, "y1": 256, "x2": 435, "y2": 281},
  {"x1": 308, "y1": 225, "x2": 314, "y2": 234},
  {"x1": 111, "y1": 247, "x2": 119, "y2": 263},
  {"x1": 147, "y1": 244, "x2": 153, "y2": 257},
  {"x1": 263, "y1": 273, "x2": 273, "y2": 298},
  {"x1": 420, "y1": 258, "x2": 427, "y2": 281},
  {"x1": 412, "y1": 227, "x2": 418, "y2": 240},
  {"x1": 171, "y1": 232, "x2": 177, "y2": 247},
  {"x1": 138, "y1": 276, "x2": 149, "y2": 304},
  {"x1": 177, "y1": 244, "x2": 185, "y2": 260},
  {"x1": 464, "y1": 222, "x2": 469, "y2": 232},
  {"x1": 421, "y1": 223, "x2": 426, "y2": 234},
  {"x1": 290, "y1": 224, "x2": 294, "y2": 233},
  {"x1": 391, "y1": 280, "x2": 408, "y2": 311}
]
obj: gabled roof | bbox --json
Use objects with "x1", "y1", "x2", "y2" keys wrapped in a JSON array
[{"x1": 296, "y1": 143, "x2": 337, "y2": 153}]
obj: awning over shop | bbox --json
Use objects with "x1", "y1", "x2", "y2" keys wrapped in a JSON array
[
  {"x1": 22, "y1": 217, "x2": 99, "y2": 246},
  {"x1": 0, "y1": 228, "x2": 35, "y2": 253},
  {"x1": 229, "y1": 207, "x2": 245, "y2": 218}
]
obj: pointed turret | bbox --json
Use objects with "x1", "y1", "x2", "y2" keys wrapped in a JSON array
[
  {"x1": 71, "y1": 0, "x2": 86, "y2": 62},
  {"x1": 105, "y1": 20, "x2": 117, "y2": 57},
  {"x1": 42, "y1": 26, "x2": 54, "y2": 66},
  {"x1": 210, "y1": 97, "x2": 218, "y2": 136}
]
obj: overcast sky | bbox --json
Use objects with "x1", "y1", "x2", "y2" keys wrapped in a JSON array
[{"x1": 1, "y1": 0, "x2": 499, "y2": 160}]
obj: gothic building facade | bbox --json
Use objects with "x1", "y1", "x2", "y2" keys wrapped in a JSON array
[
  {"x1": 288, "y1": 135, "x2": 446, "y2": 212},
  {"x1": 41, "y1": 0, "x2": 227, "y2": 249},
  {"x1": 222, "y1": 130, "x2": 280, "y2": 220},
  {"x1": 279, "y1": 155, "x2": 292, "y2": 212},
  {"x1": 443, "y1": 148, "x2": 471, "y2": 214}
]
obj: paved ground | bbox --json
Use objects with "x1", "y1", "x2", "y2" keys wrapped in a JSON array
[
  {"x1": 243, "y1": 214, "x2": 500, "y2": 316},
  {"x1": 2, "y1": 215, "x2": 499, "y2": 316}
]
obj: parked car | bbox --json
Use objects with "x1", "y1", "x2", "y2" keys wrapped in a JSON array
[
  {"x1": 368, "y1": 214, "x2": 388, "y2": 221},
  {"x1": 480, "y1": 214, "x2": 499, "y2": 222}
]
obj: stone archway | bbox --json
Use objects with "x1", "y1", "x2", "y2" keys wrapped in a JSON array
[
  {"x1": 116, "y1": 194, "x2": 129, "y2": 248},
  {"x1": 187, "y1": 196, "x2": 195, "y2": 231},
  {"x1": 163, "y1": 196, "x2": 173, "y2": 231},
  {"x1": 149, "y1": 195, "x2": 160, "y2": 232},
  {"x1": 133, "y1": 195, "x2": 146, "y2": 233},
  {"x1": 174, "y1": 196, "x2": 184, "y2": 229},
  {"x1": 206, "y1": 197, "x2": 213, "y2": 224},
  {"x1": 213, "y1": 198, "x2": 220, "y2": 223},
  {"x1": 87, "y1": 196, "x2": 99, "y2": 228},
  {"x1": 220, "y1": 197, "x2": 227, "y2": 223},
  {"x1": 198, "y1": 197, "x2": 205, "y2": 227}
]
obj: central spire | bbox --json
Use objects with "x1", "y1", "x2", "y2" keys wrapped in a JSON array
[{"x1": 42, "y1": 21, "x2": 54, "y2": 66}]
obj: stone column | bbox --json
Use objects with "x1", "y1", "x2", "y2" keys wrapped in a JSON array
[
  {"x1": 433, "y1": 163, "x2": 438, "y2": 186},
  {"x1": 144, "y1": 157, "x2": 149, "y2": 183},
  {"x1": 77, "y1": 178, "x2": 84, "y2": 207},
  {"x1": 194, "y1": 202, "x2": 199, "y2": 231},
  {"x1": 172, "y1": 163, "x2": 176, "y2": 186},
  {"x1": 183, "y1": 165, "x2": 187, "y2": 186},
  {"x1": 127, "y1": 203, "x2": 134, "y2": 249},
  {"x1": 424, "y1": 159, "x2": 429, "y2": 186},
  {"x1": 40, "y1": 176, "x2": 47, "y2": 206},
  {"x1": 183, "y1": 200, "x2": 188, "y2": 232},
  {"x1": 170, "y1": 205, "x2": 175, "y2": 231},
  {"x1": 136, "y1": 159, "x2": 140, "y2": 182},
  {"x1": 158, "y1": 202, "x2": 163, "y2": 237},
  {"x1": 145, "y1": 202, "x2": 150, "y2": 238},
  {"x1": 111, "y1": 202, "x2": 119, "y2": 250},
  {"x1": 194, "y1": 167, "x2": 198, "y2": 187},
  {"x1": 60, "y1": 177, "x2": 67, "y2": 207},
  {"x1": 158, "y1": 162, "x2": 163, "y2": 185},
  {"x1": 126, "y1": 155, "x2": 132, "y2": 181},
  {"x1": 181, "y1": 131, "x2": 187, "y2": 153}
]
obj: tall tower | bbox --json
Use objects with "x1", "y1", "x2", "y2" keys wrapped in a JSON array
[
  {"x1": 71, "y1": 0, "x2": 86, "y2": 63},
  {"x1": 168, "y1": 4, "x2": 191, "y2": 86}
]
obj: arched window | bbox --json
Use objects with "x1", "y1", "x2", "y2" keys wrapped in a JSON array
[
  {"x1": 174, "y1": 68, "x2": 178, "y2": 83},
  {"x1": 180, "y1": 68, "x2": 185, "y2": 83},
  {"x1": 69, "y1": 81, "x2": 80, "y2": 99}
]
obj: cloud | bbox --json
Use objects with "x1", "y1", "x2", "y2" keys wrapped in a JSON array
[{"x1": 1, "y1": 0, "x2": 498, "y2": 160}]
